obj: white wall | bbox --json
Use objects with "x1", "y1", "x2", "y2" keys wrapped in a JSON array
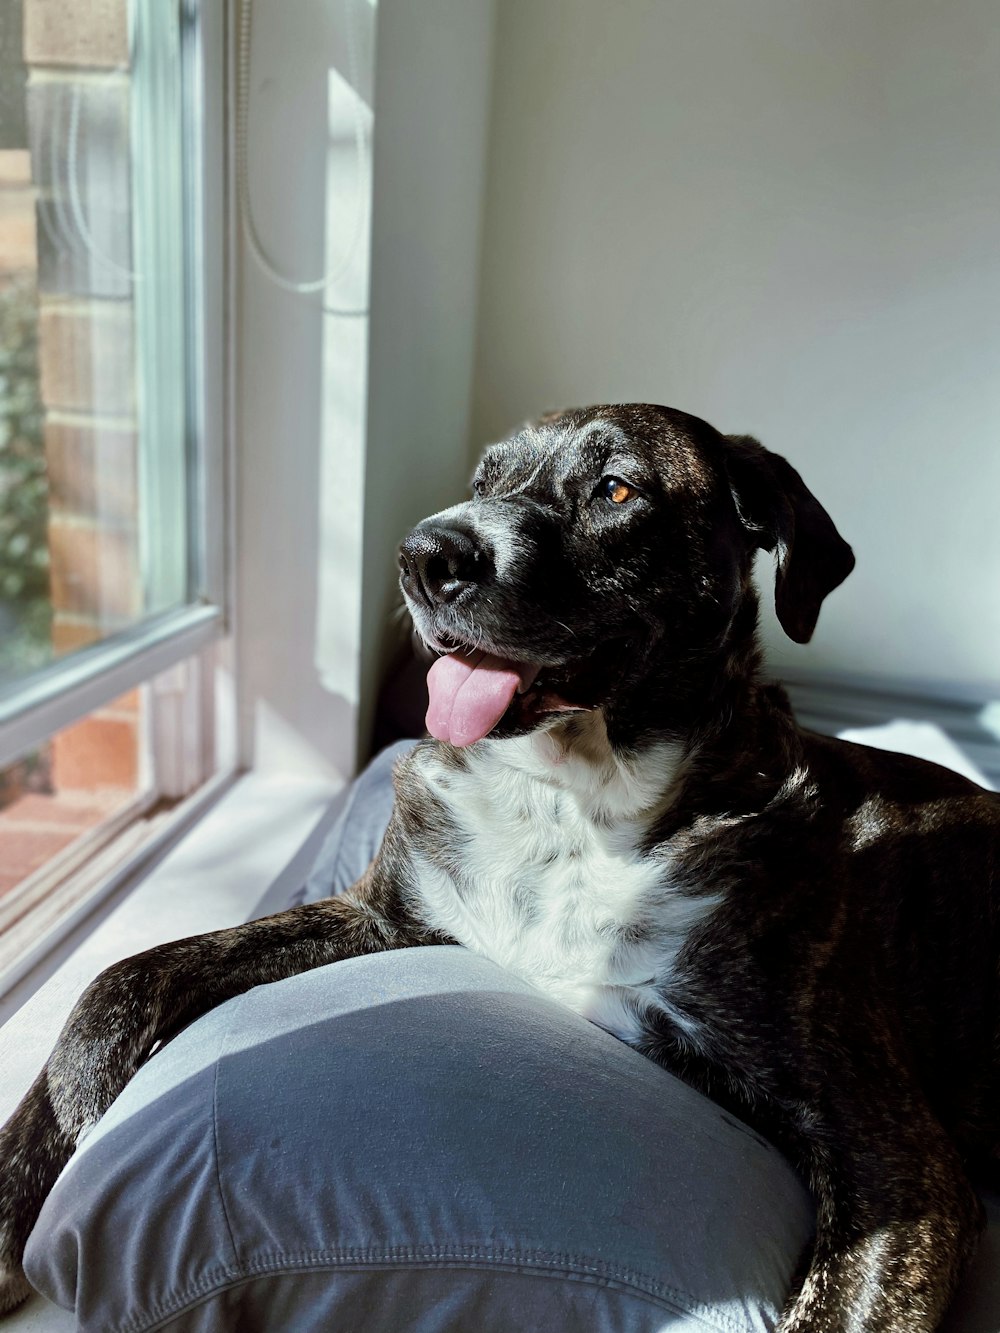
[
  {"x1": 360, "y1": 0, "x2": 497, "y2": 753},
  {"x1": 471, "y1": 0, "x2": 1000, "y2": 697},
  {"x1": 237, "y1": 0, "x2": 373, "y2": 782},
  {"x1": 236, "y1": 0, "x2": 495, "y2": 779}
]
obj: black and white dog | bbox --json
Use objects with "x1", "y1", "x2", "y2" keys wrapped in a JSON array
[{"x1": 2, "y1": 403, "x2": 999, "y2": 1330}]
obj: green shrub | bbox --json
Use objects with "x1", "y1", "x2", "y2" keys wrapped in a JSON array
[{"x1": 0, "y1": 271, "x2": 51, "y2": 679}]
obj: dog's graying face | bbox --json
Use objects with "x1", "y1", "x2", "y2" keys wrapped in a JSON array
[{"x1": 398, "y1": 403, "x2": 855, "y2": 747}]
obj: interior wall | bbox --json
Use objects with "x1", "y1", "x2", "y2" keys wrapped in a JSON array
[
  {"x1": 360, "y1": 0, "x2": 497, "y2": 757},
  {"x1": 471, "y1": 0, "x2": 1000, "y2": 696},
  {"x1": 237, "y1": 0, "x2": 374, "y2": 783},
  {"x1": 236, "y1": 0, "x2": 495, "y2": 779}
]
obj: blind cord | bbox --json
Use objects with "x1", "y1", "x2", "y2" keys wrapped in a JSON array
[{"x1": 236, "y1": 0, "x2": 371, "y2": 317}]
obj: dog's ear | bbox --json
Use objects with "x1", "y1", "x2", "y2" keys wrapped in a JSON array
[{"x1": 723, "y1": 434, "x2": 855, "y2": 644}]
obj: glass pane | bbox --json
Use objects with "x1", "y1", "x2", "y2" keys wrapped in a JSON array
[
  {"x1": 0, "y1": 684, "x2": 148, "y2": 911},
  {"x1": 0, "y1": 0, "x2": 191, "y2": 694},
  {"x1": 0, "y1": 643, "x2": 227, "y2": 954}
]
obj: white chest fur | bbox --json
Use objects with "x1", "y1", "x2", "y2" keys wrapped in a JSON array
[{"x1": 409, "y1": 717, "x2": 718, "y2": 1046}]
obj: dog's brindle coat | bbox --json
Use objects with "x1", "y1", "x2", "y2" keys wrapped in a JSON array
[{"x1": 2, "y1": 404, "x2": 999, "y2": 1330}]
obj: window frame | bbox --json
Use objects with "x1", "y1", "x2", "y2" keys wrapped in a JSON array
[
  {"x1": 0, "y1": 0, "x2": 238, "y2": 1000},
  {"x1": 0, "y1": 0, "x2": 232, "y2": 773}
]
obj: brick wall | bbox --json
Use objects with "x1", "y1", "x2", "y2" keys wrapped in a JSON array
[
  {"x1": 0, "y1": 151, "x2": 34, "y2": 271},
  {"x1": 22, "y1": 0, "x2": 142, "y2": 793}
]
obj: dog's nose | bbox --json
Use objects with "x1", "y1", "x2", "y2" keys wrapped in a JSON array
[{"x1": 399, "y1": 525, "x2": 484, "y2": 607}]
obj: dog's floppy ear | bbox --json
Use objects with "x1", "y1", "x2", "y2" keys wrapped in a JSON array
[{"x1": 723, "y1": 434, "x2": 855, "y2": 644}]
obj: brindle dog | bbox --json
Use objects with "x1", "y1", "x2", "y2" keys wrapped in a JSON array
[{"x1": 1, "y1": 404, "x2": 998, "y2": 1331}]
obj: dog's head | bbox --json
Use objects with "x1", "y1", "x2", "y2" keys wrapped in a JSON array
[{"x1": 399, "y1": 404, "x2": 854, "y2": 747}]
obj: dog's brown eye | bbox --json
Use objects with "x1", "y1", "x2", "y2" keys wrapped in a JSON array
[
  {"x1": 600, "y1": 476, "x2": 635, "y2": 505},
  {"x1": 472, "y1": 477, "x2": 486, "y2": 497}
]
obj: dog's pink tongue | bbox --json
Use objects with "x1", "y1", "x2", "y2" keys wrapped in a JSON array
[{"x1": 426, "y1": 652, "x2": 538, "y2": 747}]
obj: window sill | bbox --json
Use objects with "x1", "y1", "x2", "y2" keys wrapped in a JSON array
[{"x1": 0, "y1": 769, "x2": 341, "y2": 1122}]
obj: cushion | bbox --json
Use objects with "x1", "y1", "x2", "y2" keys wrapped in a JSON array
[{"x1": 25, "y1": 947, "x2": 814, "y2": 1332}]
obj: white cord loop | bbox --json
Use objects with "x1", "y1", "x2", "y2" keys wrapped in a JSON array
[{"x1": 236, "y1": 0, "x2": 371, "y2": 315}]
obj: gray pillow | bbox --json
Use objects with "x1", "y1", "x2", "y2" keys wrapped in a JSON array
[{"x1": 25, "y1": 947, "x2": 814, "y2": 1332}]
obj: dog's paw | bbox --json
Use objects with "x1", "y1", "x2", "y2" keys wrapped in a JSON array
[{"x1": 0, "y1": 1264, "x2": 32, "y2": 1317}]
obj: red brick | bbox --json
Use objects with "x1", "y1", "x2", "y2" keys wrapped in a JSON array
[
  {"x1": 23, "y1": 0, "x2": 129, "y2": 70},
  {"x1": 51, "y1": 618, "x2": 100, "y2": 656},
  {"x1": 39, "y1": 303, "x2": 136, "y2": 416},
  {"x1": 52, "y1": 713, "x2": 139, "y2": 791},
  {"x1": 0, "y1": 786, "x2": 134, "y2": 898},
  {"x1": 2, "y1": 792, "x2": 121, "y2": 828},
  {"x1": 48, "y1": 517, "x2": 140, "y2": 621},
  {"x1": 0, "y1": 826, "x2": 76, "y2": 883},
  {"x1": 0, "y1": 180, "x2": 37, "y2": 273},
  {"x1": 44, "y1": 416, "x2": 138, "y2": 523},
  {"x1": 0, "y1": 152, "x2": 33, "y2": 189}
]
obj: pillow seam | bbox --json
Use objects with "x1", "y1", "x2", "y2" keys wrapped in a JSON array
[
  {"x1": 116, "y1": 1246, "x2": 752, "y2": 1333},
  {"x1": 209, "y1": 1008, "x2": 240, "y2": 1268}
]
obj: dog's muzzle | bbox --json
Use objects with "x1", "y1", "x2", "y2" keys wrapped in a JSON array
[
  {"x1": 398, "y1": 523, "x2": 487, "y2": 611},
  {"x1": 399, "y1": 514, "x2": 593, "y2": 749}
]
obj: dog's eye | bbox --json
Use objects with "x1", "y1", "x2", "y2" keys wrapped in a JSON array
[
  {"x1": 472, "y1": 477, "x2": 487, "y2": 498},
  {"x1": 598, "y1": 476, "x2": 636, "y2": 505}
]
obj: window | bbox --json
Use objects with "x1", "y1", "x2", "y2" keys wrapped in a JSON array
[{"x1": 0, "y1": 0, "x2": 230, "y2": 989}]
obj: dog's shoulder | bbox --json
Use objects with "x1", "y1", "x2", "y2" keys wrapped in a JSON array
[{"x1": 796, "y1": 727, "x2": 1000, "y2": 839}]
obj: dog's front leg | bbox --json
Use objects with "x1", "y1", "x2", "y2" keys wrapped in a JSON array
[
  {"x1": 0, "y1": 871, "x2": 440, "y2": 1315},
  {"x1": 778, "y1": 1081, "x2": 983, "y2": 1332}
]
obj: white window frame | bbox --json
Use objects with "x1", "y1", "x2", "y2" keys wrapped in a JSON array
[
  {"x1": 0, "y1": 0, "x2": 238, "y2": 1000},
  {"x1": 0, "y1": 0, "x2": 231, "y2": 772}
]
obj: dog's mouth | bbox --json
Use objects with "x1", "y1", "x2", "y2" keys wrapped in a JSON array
[{"x1": 425, "y1": 638, "x2": 595, "y2": 748}]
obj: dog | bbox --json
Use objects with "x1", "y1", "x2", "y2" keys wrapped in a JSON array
[{"x1": 1, "y1": 402, "x2": 998, "y2": 1330}]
